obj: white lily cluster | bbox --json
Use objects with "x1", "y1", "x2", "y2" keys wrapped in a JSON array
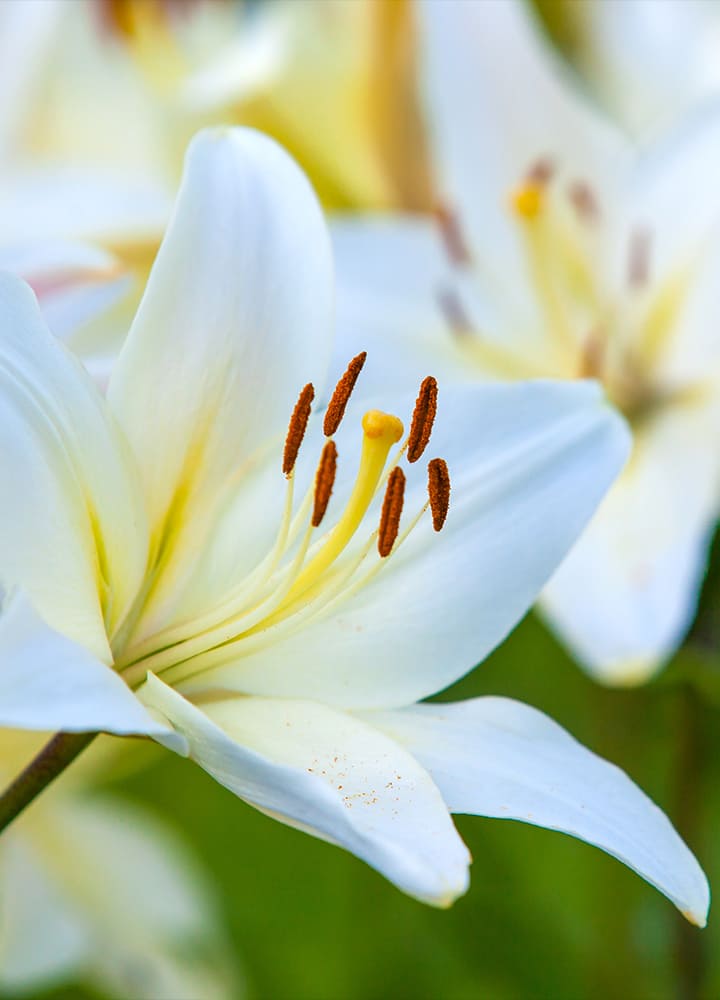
[
  {"x1": 0, "y1": 127, "x2": 709, "y2": 929},
  {"x1": 333, "y1": 0, "x2": 720, "y2": 684},
  {"x1": 0, "y1": 2, "x2": 717, "y2": 992}
]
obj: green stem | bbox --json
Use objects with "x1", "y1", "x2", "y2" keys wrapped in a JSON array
[{"x1": 0, "y1": 731, "x2": 97, "y2": 835}]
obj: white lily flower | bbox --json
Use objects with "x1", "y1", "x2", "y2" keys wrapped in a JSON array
[
  {"x1": 0, "y1": 125, "x2": 706, "y2": 922},
  {"x1": 0, "y1": 0, "x2": 431, "y2": 378},
  {"x1": 332, "y1": 0, "x2": 720, "y2": 684},
  {"x1": 0, "y1": 732, "x2": 237, "y2": 1000},
  {"x1": 566, "y1": 0, "x2": 720, "y2": 141}
]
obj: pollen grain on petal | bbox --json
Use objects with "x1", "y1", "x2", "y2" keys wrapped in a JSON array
[
  {"x1": 283, "y1": 383, "x2": 315, "y2": 476},
  {"x1": 378, "y1": 466, "x2": 406, "y2": 557},
  {"x1": 407, "y1": 376, "x2": 438, "y2": 463},
  {"x1": 323, "y1": 352, "x2": 368, "y2": 437},
  {"x1": 312, "y1": 440, "x2": 338, "y2": 527},
  {"x1": 428, "y1": 458, "x2": 450, "y2": 532}
]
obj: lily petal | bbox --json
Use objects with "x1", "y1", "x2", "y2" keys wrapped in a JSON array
[
  {"x1": 364, "y1": 697, "x2": 709, "y2": 927},
  {"x1": 107, "y1": 127, "x2": 334, "y2": 633},
  {"x1": 192, "y1": 381, "x2": 629, "y2": 708},
  {"x1": 541, "y1": 396, "x2": 720, "y2": 683},
  {"x1": 0, "y1": 272, "x2": 148, "y2": 659},
  {"x1": 0, "y1": 593, "x2": 180, "y2": 741},
  {"x1": 140, "y1": 676, "x2": 471, "y2": 907}
]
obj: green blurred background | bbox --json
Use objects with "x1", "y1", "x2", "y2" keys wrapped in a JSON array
[{"x1": 35, "y1": 537, "x2": 720, "y2": 1000}]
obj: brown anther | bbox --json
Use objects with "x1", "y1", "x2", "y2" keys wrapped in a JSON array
[
  {"x1": 438, "y1": 287, "x2": 473, "y2": 337},
  {"x1": 323, "y1": 352, "x2": 367, "y2": 437},
  {"x1": 407, "y1": 376, "x2": 438, "y2": 463},
  {"x1": 312, "y1": 441, "x2": 338, "y2": 527},
  {"x1": 283, "y1": 383, "x2": 315, "y2": 477},
  {"x1": 628, "y1": 228, "x2": 651, "y2": 288},
  {"x1": 527, "y1": 158, "x2": 555, "y2": 186},
  {"x1": 567, "y1": 181, "x2": 598, "y2": 222},
  {"x1": 427, "y1": 458, "x2": 450, "y2": 532},
  {"x1": 434, "y1": 203, "x2": 472, "y2": 266},
  {"x1": 378, "y1": 467, "x2": 406, "y2": 557}
]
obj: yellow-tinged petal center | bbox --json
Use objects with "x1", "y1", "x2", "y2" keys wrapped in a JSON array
[{"x1": 117, "y1": 360, "x2": 450, "y2": 689}]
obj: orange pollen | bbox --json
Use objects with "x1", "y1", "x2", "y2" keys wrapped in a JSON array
[
  {"x1": 427, "y1": 458, "x2": 450, "y2": 532},
  {"x1": 378, "y1": 467, "x2": 406, "y2": 558},
  {"x1": 323, "y1": 352, "x2": 367, "y2": 437},
  {"x1": 407, "y1": 376, "x2": 438, "y2": 463},
  {"x1": 283, "y1": 383, "x2": 315, "y2": 477},
  {"x1": 312, "y1": 440, "x2": 338, "y2": 527}
]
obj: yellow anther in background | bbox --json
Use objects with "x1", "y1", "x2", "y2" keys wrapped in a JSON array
[{"x1": 511, "y1": 182, "x2": 544, "y2": 220}]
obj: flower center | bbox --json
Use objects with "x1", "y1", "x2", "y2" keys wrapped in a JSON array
[{"x1": 118, "y1": 357, "x2": 450, "y2": 688}]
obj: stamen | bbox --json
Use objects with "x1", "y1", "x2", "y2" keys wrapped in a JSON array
[
  {"x1": 323, "y1": 352, "x2": 367, "y2": 437},
  {"x1": 567, "y1": 181, "x2": 598, "y2": 222},
  {"x1": 407, "y1": 376, "x2": 438, "y2": 463},
  {"x1": 283, "y1": 383, "x2": 315, "y2": 476},
  {"x1": 438, "y1": 287, "x2": 473, "y2": 337},
  {"x1": 312, "y1": 441, "x2": 338, "y2": 527},
  {"x1": 427, "y1": 458, "x2": 450, "y2": 531},
  {"x1": 286, "y1": 409, "x2": 403, "y2": 600},
  {"x1": 435, "y1": 204, "x2": 471, "y2": 265},
  {"x1": 527, "y1": 158, "x2": 555, "y2": 185},
  {"x1": 378, "y1": 467, "x2": 406, "y2": 557},
  {"x1": 511, "y1": 159, "x2": 554, "y2": 220},
  {"x1": 628, "y1": 228, "x2": 651, "y2": 288}
]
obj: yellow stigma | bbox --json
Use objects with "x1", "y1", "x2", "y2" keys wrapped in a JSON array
[
  {"x1": 511, "y1": 182, "x2": 544, "y2": 220},
  {"x1": 361, "y1": 409, "x2": 404, "y2": 443},
  {"x1": 284, "y1": 410, "x2": 403, "y2": 603}
]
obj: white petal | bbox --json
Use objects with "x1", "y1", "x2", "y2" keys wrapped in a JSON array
[
  {"x1": 364, "y1": 698, "x2": 709, "y2": 927},
  {"x1": 417, "y1": 0, "x2": 626, "y2": 286},
  {"x1": 0, "y1": 593, "x2": 181, "y2": 741},
  {"x1": 192, "y1": 380, "x2": 629, "y2": 708},
  {"x1": 108, "y1": 127, "x2": 334, "y2": 633},
  {"x1": 141, "y1": 676, "x2": 470, "y2": 907},
  {"x1": 541, "y1": 396, "x2": 720, "y2": 683},
  {"x1": 623, "y1": 106, "x2": 720, "y2": 285},
  {"x1": 0, "y1": 273, "x2": 148, "y2": 658}
]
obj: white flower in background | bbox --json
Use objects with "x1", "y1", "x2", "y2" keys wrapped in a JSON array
[
  {"x1": 332, "y1": 0, "x2": 720, "y2": 685},
  {"x1": 0, "y1": 732, "x2": 237, "y2": 1000},
  {"x1": 0, "y1": 0, "x2": 431, "y2": 386},
  {"x1": 566, "y1": 0, "x2": 720, "y2": 141},
  {"x1": 0, "y1": 126, "x2": 707, "y2": 923}
]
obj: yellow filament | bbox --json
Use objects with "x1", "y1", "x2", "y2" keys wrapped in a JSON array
[{"x1": 277, "y1": 410, "x2": 403, "y2": 606}]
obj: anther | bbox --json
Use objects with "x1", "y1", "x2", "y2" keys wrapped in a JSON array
[
  {"x1": 435, "y1": 204, "x2": 471, "y2": 265},
  {"x1": 427, "y1": 458, "x2": 450, "y2": 531},
  {"x1": 567, "y1": 181, "x2": 598, "y2": 222},
  {"x1": 407, "y1": 376, "x2": 438, "y2": 463},
  {"x1": 527, "y1": 158, "x2": 555, "y2": 186},
  {"x1": 628, "y1": 228, "x2": 651, "y2": 288},
  {"x1": 323, "y1": 352, "x2": 367, "y2": 437},
  {"x1": 378, "y1": 467, "x2": 406, "y2": 557},
  {"x1": 283, "y1": 383, "x2": 315, "y2": 476},
  {"x1": 312, "y1": 441, "x2": 338, "y2": 527}
]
